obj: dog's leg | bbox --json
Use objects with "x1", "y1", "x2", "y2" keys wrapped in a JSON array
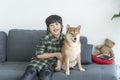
[
  {"x1": 55, "y1": 60, "x2": 62, "y2": 71},
  {"x1": 77, "y1": 54, "x2": 85, "y2": 71},
  {"x1": 65, "y1": 55, "x2": 70, "y2": 75}
]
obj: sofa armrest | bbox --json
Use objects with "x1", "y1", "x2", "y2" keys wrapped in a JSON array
[{"x1": 0, "y1": 31, "x2": 7, "y2": 62}]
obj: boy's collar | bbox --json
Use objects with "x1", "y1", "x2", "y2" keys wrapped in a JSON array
[{"x1": 47, "y1": 31, "x2": 64, "y2": 40}]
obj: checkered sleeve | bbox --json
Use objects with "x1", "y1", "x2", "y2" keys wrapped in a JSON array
[{"x1": 35, "y1": 38, "x2": 46, "y2": 55}]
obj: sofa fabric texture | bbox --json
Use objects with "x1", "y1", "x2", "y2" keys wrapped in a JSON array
[
  {"x1": 7, "y1": 29, "x2": 46, "y2": 61},
  {"x1": 0, "y1": 29, "x2": 117, "y2": 80},
  {"x1": 0, "y1": 31, "x2": 7, "y2": 62}
]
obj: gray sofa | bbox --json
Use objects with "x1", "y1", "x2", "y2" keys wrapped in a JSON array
[{"x1": 0, "y1": 29, "x2": 117, "y2": 80}]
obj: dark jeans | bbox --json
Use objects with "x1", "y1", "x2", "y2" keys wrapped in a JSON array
[{"x1": 20, "y1": 66, "x2": 54, "y2": 80}]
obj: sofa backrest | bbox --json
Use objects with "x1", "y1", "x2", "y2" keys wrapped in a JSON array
[
  {"x1": 6, "y1": 29, "x2": 93, "y2": 64},
  {"x1": 7, "y1": 29, "x2": 46, "y2": 61}
]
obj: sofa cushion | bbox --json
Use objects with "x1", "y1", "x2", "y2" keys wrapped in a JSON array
[
  {"x1": 7, "y1": 29, "x2": 93, "y2": 64},
  {"x1": 0, "y1": 62, "x2": 117, "y2": 80},
  {"x1": 0, "y1": 31, "x2": 7, "y2": 62},
  {"x1": 81, "y1": 44, "x2": 93, "y2": 64},
  {"x1": 53, "y1": 63, "x2": 117, "y2": 80},
  {"x1": 7, "y1": 29, "x2": 46, "y2": 61},
  {"x1": 0, "y1": 62, "x2": 29, "y2": 80},
  {"x1": 80, "y1": 36, "x2": 93, "y2": 64}
]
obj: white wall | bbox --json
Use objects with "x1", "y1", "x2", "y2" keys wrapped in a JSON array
[{"x1": 0, "y1": 0, "x2": 120, "y2": 64}]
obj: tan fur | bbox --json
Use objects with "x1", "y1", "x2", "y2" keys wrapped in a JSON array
[{"x1": 55, "y1": 24, "x2": 85, "y2": 75}]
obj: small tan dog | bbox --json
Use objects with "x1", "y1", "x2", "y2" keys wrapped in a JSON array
[{"x1": 55, "y1": 24, "x2": 85, "y2": 75}]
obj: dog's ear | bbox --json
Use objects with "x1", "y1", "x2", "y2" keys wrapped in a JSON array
[
  {"x1": 67, "y1": 24, "x2": 70, "y2": 30},
  {"x1": 77, "y1": 25, "x2": 81, "y2": 30}
]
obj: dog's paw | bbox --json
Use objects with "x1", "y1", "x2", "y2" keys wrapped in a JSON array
[
  {"x1": 55, "y1": 67, "x2": 61, "y2": 71},
  {"x1": 62, "y1": 67, "x2": 66, "y2": 71},
  {"x1": 79, "y1": 68, "x2": 85, "y2": 72},
  {"x1": 66, "y1": 71, "x2": 70, "y2": 75}
]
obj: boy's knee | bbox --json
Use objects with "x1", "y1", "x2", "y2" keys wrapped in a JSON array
[
  {"x1": 38, "y1": 67, "x2": 53, "y2": 80},
  {"x1": 26, "y1": 66, "x2": 37, "y2": 74},
  {"x1": 20, "y1": 66, "x2": 37, "y2": 80}
]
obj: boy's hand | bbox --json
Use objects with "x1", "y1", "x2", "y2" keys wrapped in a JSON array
[{"x1": 55, "y1": 52, "x2": 63, "y2": 60}]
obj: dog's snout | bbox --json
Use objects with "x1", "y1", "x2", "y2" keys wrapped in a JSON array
[{"x1": 74, "y1": 38, "x2": 77, "y2": 40}]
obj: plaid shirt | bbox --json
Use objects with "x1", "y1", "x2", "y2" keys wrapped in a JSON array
[{"x1": 29, "y1": 32, "x2": 64, "y2": 71}]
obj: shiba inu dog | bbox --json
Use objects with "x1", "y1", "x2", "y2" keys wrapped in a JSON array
[{"x1": 55, "y1": 24, "x2": 85, "y2": 75}]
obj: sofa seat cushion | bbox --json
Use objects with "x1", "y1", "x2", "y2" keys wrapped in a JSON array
[
  {"x1": 0, "y1": 62, "x2": 117, "y2": 80},
  {"x1": 53, "y1": 63, "x2": 117, "y2": 80},
  {"x1": 0, "y1": 62, "x2": 29, "y2": 80}
]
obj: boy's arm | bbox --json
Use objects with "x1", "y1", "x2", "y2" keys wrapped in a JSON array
[{"x1": 37, "y1": 52, "x2": 62, "y2": 60}]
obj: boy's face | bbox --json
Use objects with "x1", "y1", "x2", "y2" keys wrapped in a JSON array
[{"x1": 49, "y1": 22, "x2": 62, "y2": 38}]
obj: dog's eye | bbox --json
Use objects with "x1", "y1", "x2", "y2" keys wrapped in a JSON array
[{"x1": 70, "y1": 33, "x2": 74, "y2": 35}]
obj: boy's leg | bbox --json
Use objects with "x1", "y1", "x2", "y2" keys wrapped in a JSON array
[
  {"x1": 20, "y1": 66, "x2": 37, "y2": 80},
  {"x1": 38, "y1": 66, "x2": 54, "y2": 80}
]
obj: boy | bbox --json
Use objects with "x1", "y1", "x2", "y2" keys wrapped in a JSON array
[{"x1": 20, "y1": 15, "x2": 64, "y2": 80}]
